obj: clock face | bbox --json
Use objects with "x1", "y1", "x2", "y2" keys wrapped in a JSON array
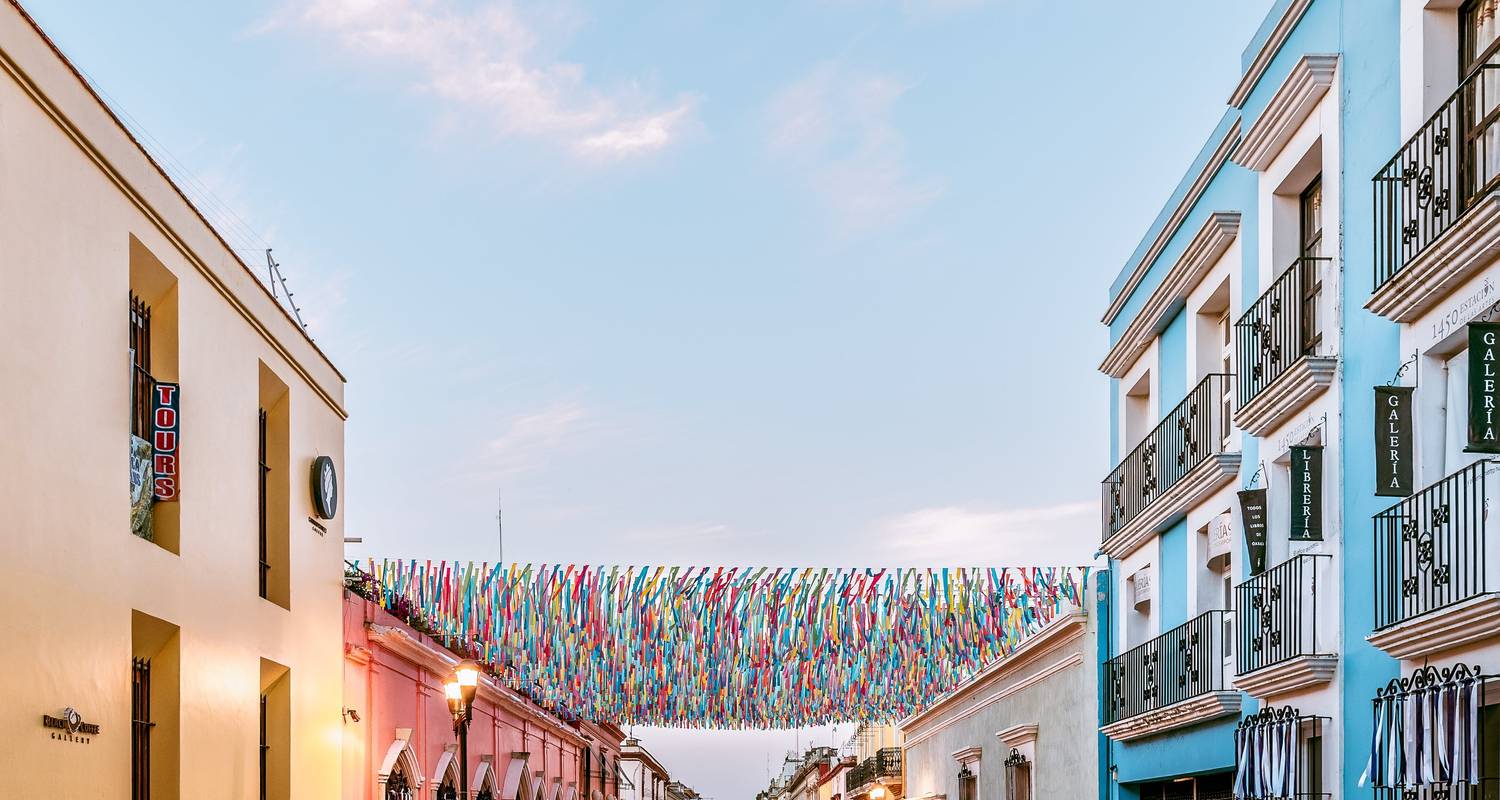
[{"x1": 311, "y1": 456, "x2": 338, "y2": 519}]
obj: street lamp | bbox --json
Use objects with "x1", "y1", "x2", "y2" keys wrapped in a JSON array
[{"x1": 445, "y1": 659, "x2": 482, "y2": 799}]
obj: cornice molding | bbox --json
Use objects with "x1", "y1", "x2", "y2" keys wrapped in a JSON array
[
  {"x1": 951, "y1": 746, "x2": 983, "y2": 764},
  {"x1": 1233, "y1": 654, "x2": 1337, "y2": 699},
  {"x1": 1234, "y1": 356, "x2": 1338, "y2": 436},
  {"x1": 1099, "y1": 213, "x2": 1241, "y2": 378},
  {"x1": 1366, "y1": 194, "x2": 1500, "y2": 322},
  {"x1": 1229, "y1": 0, "x2": 1317, "y2": 108},
  {"x1": 365, "y1": 623, "x2": 583, "y2": 744},
  {"x1": 1099, "y1": 691, "x2": 1242, "y2": 742},
  {"x1": 899, "y1": 613, "x2": 1087, "y2": 738},
  {"x1": 995, "y1": 724, "x2": 1039, "y2": 748},
  {"x1": 1367, "y1": 593, "x2": 1500, "y2": 660},
  {"x1": 1100, "y1": 453, "x2": 1241, "y2": 561},
  {"x1": 1103, "y1": 121, "x2": 1242, "y2": 326},
  {"x1": 1232, "y1": 54, "x2": 1338, "y2": 171}
]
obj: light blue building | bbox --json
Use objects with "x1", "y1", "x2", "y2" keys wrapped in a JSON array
[{"x1": 1094, "y1": 0, "x2": 1500, "y2": 797}]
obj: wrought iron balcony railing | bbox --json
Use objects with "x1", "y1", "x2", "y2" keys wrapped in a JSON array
[
  {"x1": 1235, "y1": 554, "x2": 1332, "y2": 675},
  {"x1": 1373, "y1": 64, "x2": 1500, "y2": 292},
  {"x1": 1235, "y1": 257, "x2": 1327, "y2": 408},
  {"x1": 1103, "y1": 610, "x2": 1229, "y2": 725},
  {"x1": 1373, "y1": 459, "x2": 1500, "y2": 631},
  {"x1": 845, "y1": 749, "x2": 901, "y2": 794},
  {"x1": 1102, "y1": 374, "x2": 1234, "y2": 541}
]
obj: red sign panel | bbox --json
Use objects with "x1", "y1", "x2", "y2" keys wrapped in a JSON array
[{"x1": 151, "y1": 382, "x2": 180, "y2": 501}]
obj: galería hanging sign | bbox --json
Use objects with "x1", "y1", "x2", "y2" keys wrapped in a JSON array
[
  {"x1": 1375, "y1": 386, "x2": 1414, "y2": 496},
  {"x1": 1290, "y1": 445, "x2": 1323, "y2": 540},
  {"x1": 152, "y1": 382, "x2": 180, "y2": 500}
]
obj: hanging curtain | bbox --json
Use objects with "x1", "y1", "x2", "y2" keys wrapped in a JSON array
[
  {"x1": 1361, "y1": 669, "x2": 1486, "y2": 790},
  {"x1": 1234, "y1": 709, "x2": 1301, "y2": 799}
]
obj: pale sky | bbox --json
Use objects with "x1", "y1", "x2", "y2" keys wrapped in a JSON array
[{"x1": 28, "y1": 0, "x2": 1272, "y2": 796}]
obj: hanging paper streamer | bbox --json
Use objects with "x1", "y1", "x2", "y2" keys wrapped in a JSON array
[{"x1": 352, "y1": 561, "x2": 1089, "y2": 729}]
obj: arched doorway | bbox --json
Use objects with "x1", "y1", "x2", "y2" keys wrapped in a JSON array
[{"x1": 386, "y1": 762, "x2": 415, "y2": 800}]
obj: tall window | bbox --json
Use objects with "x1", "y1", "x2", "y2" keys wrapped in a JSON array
[
  {"x1": 1004, "y1": 750, "x2": 1031, "y2": 800},
  {"x1": 132, "y1": 657, "x2": 152, "y2": 800},
  {"x1": 1463, "y1": 1, "x2": 1500, "y2": 203},
  {"x1": 957, "y1": 764, "x2": 977, "y2": 800},
  {"x1": 1299, "y1": 177, "x2": 1323, "y2": 355},
  {"x1": 258, "y1": 409, "x2": 270, "y2": 600},
  {"x1": 438, "y1": 774, "x2": 459, "y2": 800},
  {"x1": 1218, "y1": 312, "x2": 1233, "y2": 448},
  {"x1": 584, "y1": 747, "x2": 593, "y2": 796},
  {"x1": 1463, "y1": 0, "x2": 1500, "y2": 77},
  {"x1": 130, "y1": 294, "x2": 154, "y2": 438}
]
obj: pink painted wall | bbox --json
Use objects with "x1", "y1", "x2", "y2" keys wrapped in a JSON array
[{"x1": 342, "y1": 592, "x2": 624, "y2": 799}]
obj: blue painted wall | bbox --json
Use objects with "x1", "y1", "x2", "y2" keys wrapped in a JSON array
[
  {"x1": 1333, "y1": 2, "x2": 1403, "y2": 799},
  {"x1": 1157, "y1": 309, "x2": 1187, "y2": 412},
  {"x1": 1158, "y1": 519, "x2": 1188, "y2": 630}
]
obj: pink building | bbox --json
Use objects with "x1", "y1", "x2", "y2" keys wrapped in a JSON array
[{"x1": 342, "y1": 591, "x2": 625, "y2": 800}]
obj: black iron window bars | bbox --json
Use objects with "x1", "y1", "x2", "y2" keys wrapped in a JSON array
[
  {"x1": 1235, "y1": 553, "x2": 1333, "y2": 676},
  {"x1": 130, "y1": 293, "x2": 154, "y2": 439},
  {"x1": 1103, "y1": 610, "x2": 1228, "y2": 725},
  {"x1": 132, "y1": 657, "x2": 153, "y2": 800},
  {"x1": 1233, "y1": 706, "x2": 1329, "y2": 799},
  {"x1": 258, "y1": 408, "x2": 270, "y2": 600},
  {"x1": 1373, "y1": 63, "x2": 1500, "y2": 293},
  {"x1": 1102, "y1": 374, "x2": 1235, "y2": 541},
  {"x1": 1368, "y1": 663, "x2": 1498, "y2": 798},
  {"x1": 1372, "y1": 459, "x2": 1500, "y2": 631}
]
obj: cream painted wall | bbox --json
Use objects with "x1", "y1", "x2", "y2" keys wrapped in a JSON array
[{"x1": 0, "y1": 3, "x2": 347, "y2": 797}]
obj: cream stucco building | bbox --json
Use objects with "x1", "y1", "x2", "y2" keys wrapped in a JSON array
[{"x1": 0, "y1": 1, "x2": 348, "y2": 797}]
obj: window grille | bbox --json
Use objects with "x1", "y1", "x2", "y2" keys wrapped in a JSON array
[
  {"x1": 132, "y1": 657, "x2": 153, "y2": 800},
  {"x1": 130, "y1": 294, "x2": 153, "y2": 438},
  {"x1": 258, "y1": 409, "x2": 270, "y2": 599}
]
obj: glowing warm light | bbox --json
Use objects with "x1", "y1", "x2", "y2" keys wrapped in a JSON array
[
  {"x1": 456, "y1": 660, "x2": 481, "y2": 688},
  {"x1": 871, "y1": 787, "x2": 888, "y2": 799},
  {"x1": 444, "y1": 681, "x2": 462, "y2": 701}
]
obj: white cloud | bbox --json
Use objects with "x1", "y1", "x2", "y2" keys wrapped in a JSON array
[
  {"x1": 766, "y1": 62, "x2": 941, "y2": 233},
  {"x1": 460, "y1": 401, "x2": 593, "y2": 483},
  {"x1": 873, "y1": 501, "x2": 1097, "y2": 566},
  {"x1": 269, "y1": 0, "x2": 696, "y2": 160}
]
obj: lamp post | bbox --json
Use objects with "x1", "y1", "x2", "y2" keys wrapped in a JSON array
[{"x1": 445, "y1": 659, "x2": 481, "y2": 799}]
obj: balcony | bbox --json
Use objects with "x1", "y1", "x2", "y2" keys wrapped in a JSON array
[
  {"x1": 1369, "y1": 460, "x2": 1500, "y2": 660},
  {"x1": 845, "y1": 749, "x2": 901, "y2": 796},
  {"x1": 1234, "y1": 554, "x2": 1336, "y2": 698},
  {"x1": 1233, "y1": 257, "x2": 1336, "y2": 436},
  {"x1": 1369, "y1": 65, "x2": 1500, "y2": 322},
  {"x1": 1100, "y1": 610, "x2": 1240, "y2": 741},
  {"x1": 1101, "y1": 374, "x2": 1240, "y2": 558}
]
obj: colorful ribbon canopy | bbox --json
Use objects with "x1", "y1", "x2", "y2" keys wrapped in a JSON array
[{"x1": 356, "y1": 561, "x2": 1089, "y2": 729}]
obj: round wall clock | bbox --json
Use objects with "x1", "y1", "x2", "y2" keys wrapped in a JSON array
[{"x1": 310, "y1": 455, "x2": 338, "y2": 520}]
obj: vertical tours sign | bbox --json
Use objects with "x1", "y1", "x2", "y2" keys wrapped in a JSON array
[
  {"x1": 1471, "y1": 322, "x2": 1500, "y2": 453},
  {"x1": 1290, "y1": 445, "x2": 1323, "y2": 540},
  {"x1": 152, "y1": 382, "x2": 180, "y2": 501},
  {"x1": 1238, "y1": 488, "x2": 1268, "y2": 574},
  {"x1": 1375, "y1": 386, "x2": 1414, "y2": 496}
]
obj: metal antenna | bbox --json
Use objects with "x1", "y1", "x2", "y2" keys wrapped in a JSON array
[{"x1": 497, "y1": 488, "x2": 504, "y2": 565}]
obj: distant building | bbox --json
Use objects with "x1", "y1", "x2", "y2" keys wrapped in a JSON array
[
  {"x1": 665, "y1": 779, "x2": 701, "y2": 800},
  {"x1": 341, "y1": 586, "x2": 625, "y2": 800},
  {"x1": 619, "y1": 737, "x2": 673, "y2": 800},
  {"x1": 899, "y1": 602, "x2": 1096, "y2": 800},
  {"x1": 840, "y1": 726, "x2": 903, "y2": 800}
]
